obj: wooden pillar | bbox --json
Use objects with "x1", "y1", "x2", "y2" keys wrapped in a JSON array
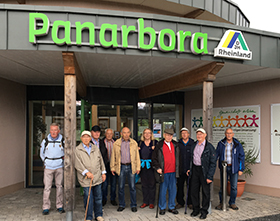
[
  {"x1": 116, "y1": 105, "x2": 121, "y2": 133},
  {"x1": 203, "y1": 81, "x2": 213, "y2": 143},
  {"x1": 91, "y1": 105, "x2": 98, "y2": 127}
]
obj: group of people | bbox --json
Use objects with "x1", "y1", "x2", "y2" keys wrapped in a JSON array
[{"x1": 40, "y1": 122, "x2": 245, "y2": 221}]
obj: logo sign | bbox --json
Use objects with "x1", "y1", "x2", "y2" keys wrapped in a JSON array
[{"x1": 214, "y1": 30, "x2": 252, "y2": 60}]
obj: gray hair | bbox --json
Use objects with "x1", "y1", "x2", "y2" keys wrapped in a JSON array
[
  {"x1": 50, "y1": 122, "x2": 60, "y2": 130},
  {"x1": 105, "y1": 128, "x2": 114, "y2": 133}
]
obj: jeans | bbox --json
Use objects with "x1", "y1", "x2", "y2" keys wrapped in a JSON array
[
  {"x1": 83, "y1": 183, "x2": 102, "y2": 220},
  {"x1": 102, "y1": 164, "x2": 117, "y2": 201},
  {"x1": 118, "y1": 164, "x2": 137, "y2": 208},
  {"x1": 159, "y1": 172, "x2": 176, "y2": 210},
  {"x1": 219, "y1": 166, "x2": 238, "y2": 205}
]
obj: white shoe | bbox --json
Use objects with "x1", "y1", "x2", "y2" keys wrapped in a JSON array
[{"x1": 96, "y1": 216, "x2": 104, "y2": 221}]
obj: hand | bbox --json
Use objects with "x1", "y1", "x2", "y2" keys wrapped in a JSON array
[
  {"x1": 206, "y1": 179, "x2": 212, "y2": 184},
  {"x1": 238, "y1": 171, "x2": 243, "y2": 176},
  {"x1": 186, "y1": 170, "x2": 190, "y2": 176},
  {"x1": 111, "y1": 171, "x2": 115, "y2": 176},
  {"x1": 152, "y1": 146, "x2": 155, "y2": 150},
  {"x1": 136, "y1": 170, "x2": 140, "y2": 175},
  {"x1": 138, "y1": 147, "x2": 141, "y2": 150},
  {"x1": 86, "y1": 172, "x2": 94, "y2": 180},
  {"x1": 157, "y1": 168, "x2": 162, "y2": 174},
  {"x1": 102, "y1": 174, "x2": 106, "y2": 182}
]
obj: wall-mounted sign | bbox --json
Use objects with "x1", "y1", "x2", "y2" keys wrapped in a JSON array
[
  {"x1": 191, "y1": 105, "x2": 260, "y2": 162},
  {"x1": 29, "y1": 13, "x2": 208, "y2": 54},
  {"x1": 271, "y1": 104, "x2": 280, "y2": 164},
  {"x1": 214, "y1": 30, "x2": 252, "y2": 60}
]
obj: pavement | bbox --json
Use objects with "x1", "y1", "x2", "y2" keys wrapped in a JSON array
[{"x1": 0, "y1": 184, "x2": 280, "y2": 221}]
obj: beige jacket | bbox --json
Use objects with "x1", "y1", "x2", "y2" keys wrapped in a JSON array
[
  {"x1": 75, "y1": 143, "x2": 105, "y2": 187},
  {"x1": 110, "y1": 138, "x2": 141, "y2": 175}
]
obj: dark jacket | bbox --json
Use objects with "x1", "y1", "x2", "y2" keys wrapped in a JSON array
[
  {"x1": 90, "y1": 139, "x2": 108, "y2": 166},
  {"x1": 216, "y1": 137, "x2": 245, "y2": 174},
  {"x1": 152, "y1": 139, "x2": 180, "y2": 182},
  {"x1": 178, "y1": 138, "x2": 194, "y2": 174},
  {"x1": 189, "y1": 140, "x2": 216, "y2": 181}
]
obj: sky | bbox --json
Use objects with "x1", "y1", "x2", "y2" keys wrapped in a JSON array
[{"x1": 232, "y1": 0, "x2": 280, "y2": 34}]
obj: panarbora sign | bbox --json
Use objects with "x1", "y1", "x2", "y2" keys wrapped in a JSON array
[{"x1": 29, "y1": 13, "x2": 208, "y2": 54}]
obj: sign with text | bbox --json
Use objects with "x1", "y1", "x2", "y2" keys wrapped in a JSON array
[{"x1": 191, "y1": 105, "x2": 260, "y2": 161}]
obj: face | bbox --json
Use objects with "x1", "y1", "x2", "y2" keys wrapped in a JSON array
[
  {"x1": 164, "y1": 133, "x2": 173, "y2": 142},
  {"x1": 196, "y1": 131, "x2": 206, "y2": 143},
  {"x1": 181, "y1": 131, "x2": 189, "y2": 140},
  {"x1": 121, "y1": 127, "x2": 131, "y2": 141},
  {"x1": 91, "y1": 130, "x2": 100, "y2": 140},
  {"x1": 105, "y1": 129, "x2": 113, "y2": 141},
  {"x1": 143, "y1": 129, "x2": 152, "y2": 140},
  {"x1": 50, "y1": 125, "x2": 60, "y2": 139},
  {"x1": 81, "y1": 134, "x2": 91, "y2": 146},
  {"x1": 225, "y1": 129, "x2": 234, "y2": 141}
]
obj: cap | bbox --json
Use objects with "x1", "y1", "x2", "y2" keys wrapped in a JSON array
[
  {"x1": 180, "y1": 127, "x2": 189, "y2": 133},
  {"x1": 81, "y1": 130, "x2": 91, "y2": 137},
  {"x1": 164, "y1": 128, "x2": 175, "y2": 135},
  {"x1": 196, "y1": 128, "x2": 206, "y2": 134},
  {"x1": 91, "y1": 125, "x2": 101, "y2": 132}
]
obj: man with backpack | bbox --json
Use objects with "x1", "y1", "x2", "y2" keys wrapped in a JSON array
[{"x1": 40, "y1": 123, "x2": 65, "y2": 215}]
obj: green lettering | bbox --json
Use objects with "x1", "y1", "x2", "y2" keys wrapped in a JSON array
[
  {"x1": 158, "y1": 29, "x2": 175, "y2": 51},
  {"x1": 52, "y1": 20, "x2": 71, "y2": 45},
  {"x1": 121, "y1": 25, "x2": 136, "y2": 48},
  {"x1": 75, "y1": 22, "x2": 95, "y2": 46},
  {"x1": 99, "y1": 23, "x2": 118, "y2": 48},
  {"x1": 191, "y1": 32, "x2": 208, "y2": 54},
  {"x1": 29, "y1": 13, "x2": 50, "y2": 44},
  {"x1": 137, "y1": 18, "x2": 156, "y2": 50},
  {"x1": 177, "y1": 30, "x2": 191, "y2": 52}
]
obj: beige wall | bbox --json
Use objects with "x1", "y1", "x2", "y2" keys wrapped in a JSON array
[
  {"x1": 184, "y1": 78, "x2": 280, "y2": 197},
  {"x1": 0, "y1": 77, "x2": 26, "y2": 196}
]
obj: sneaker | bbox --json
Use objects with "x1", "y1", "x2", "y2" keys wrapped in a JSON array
[
  {"x1": 140, "y1": 203, "x2": 148, "y2": 208},
  {"x1": 229, "y1": 204, "x2": 239, "y2": 210},
  {"x1": 42, "y1": 209, "x2": 49, "y2": 215},
  {"x1": 215, "y1": 203, "x2": 223, "y2": 210},
  {"x1": 175, "y1": 204, "x2": 183, "y2": 209},
  {"x1": 96, "y1": 216, "x2": 104, "y2": 221},
  {"x1": 57, "y1": 208, "x2": 65, "y2": 213}
]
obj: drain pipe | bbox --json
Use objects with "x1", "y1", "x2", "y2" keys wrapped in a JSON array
[{"x1": 222, "y1": 161, "x2": 228, "y2": 211}]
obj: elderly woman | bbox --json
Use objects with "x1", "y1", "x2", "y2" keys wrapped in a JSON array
[
  {"x1": 138, "y1": 128, "x2": 158, "y2": 209},
  {"x1": 75, "y1": 130, "x2": 106, "y2": 221}
]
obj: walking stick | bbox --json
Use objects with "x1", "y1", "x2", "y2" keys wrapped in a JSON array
[
  {"x1": 184, "y1": 175, "x2": 190, "y2": 214},
  {"x1": 84, "y1": 178, "x2": 93, "y2": 221},
  {"x1": 156, "y1": 174, "x2": 162, "y2": 218}
]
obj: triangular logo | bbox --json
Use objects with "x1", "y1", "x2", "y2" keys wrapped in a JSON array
[{"x1": 214, "y1": 30, "x2": 252, "y2": 60}]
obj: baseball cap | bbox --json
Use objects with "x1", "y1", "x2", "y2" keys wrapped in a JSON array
[
  {"x1": 81, "y1": 130, "x2": 91, "y2": 137},
  {"x1": 91, "y1": 125, "x2": 101, "y2": 132},
  {"x1": 196, "y1": 128, "x2": 206, "y2": 134},
  {"x1": 180, "y1": 127, "x2": 189, "y2": 133}
]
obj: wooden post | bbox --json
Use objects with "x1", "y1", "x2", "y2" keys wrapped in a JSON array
[
  {"x1": 64, "y1": 74, "x2": 76, "y2": 220},
  {"x1": 91, "y1": 105, "x2": 98, "y2": 127},
  {"x1": 116, "y1": 105, "x2": 121, "y2": 133}
]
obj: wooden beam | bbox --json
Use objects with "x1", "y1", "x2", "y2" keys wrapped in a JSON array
[
  {"x1": 184, "y1": 9, "x2": 205, "y2": 19},
  {"x1": 139, "y1": 62, "x2": 224, "y2": 99},
  {"x1": 64, "y1": 74, "x2": 76, "y2": 216},
  {"x1": 91, "y1": 105, "x2": 98, "y2": 127},
  {"x1": 62, "y1": 52, "x2": 87, "y2": 97},
  {"x1": 17, "y1": 0, "x2": 26, "y2": 4},
  {"x1": 116, "y1": 105, "x2": 121, "y2": 132}
]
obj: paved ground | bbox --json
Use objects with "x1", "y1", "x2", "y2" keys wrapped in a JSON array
[{"x1": 0, "y1": 184, "x2": 280, "y2": 221}]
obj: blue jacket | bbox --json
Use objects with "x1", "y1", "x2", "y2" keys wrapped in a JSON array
[
  {"x1": 216, "y1": 137, "x2": 245, "y2": 174},
  {"x1": 178, "y1": 138, "x2": 194, "y2": 174}
]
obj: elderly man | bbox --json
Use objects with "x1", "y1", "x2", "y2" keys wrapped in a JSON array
[
  {"x1": 91, "y1": 125, "x2": 108, "y2": 167},
  {"x1": 176, "y1": 127, "x2": 194, "y2": 209},
  {"x1": 152, "y1": 128, "x2": 180, "y2": 215},
  {"x1": 110, "y1": 127, "x2": 141, "y2": 212},
  {"x1": 187, "y1": 128, "x2": 216, "y2": 220},
  {"x1": 75, "y1": 130, "x2": 106, "y2": 221},
  {"x1": 102, "y1": 128, "x2": 118, "y2": 206},
  {"x1": 215, "y1": 128, "x2": 245, "y2": 211},
  {"x1": 40, "y1": 123, "x2": 65, "y2": 215}
]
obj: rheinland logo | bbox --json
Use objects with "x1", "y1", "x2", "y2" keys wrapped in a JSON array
[
  {"x1": 214, "y1": 30, "x2": 252, "y2": 60},
  {"x1": 29, "y1": 13, "x2": 208, "y2": 55}
]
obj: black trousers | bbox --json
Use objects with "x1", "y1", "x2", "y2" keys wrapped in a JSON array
[
  {"x1": 176, "y1": 173, "x2": 192, "y2": 206},
  {"x1": 140, "y1": 167, "x2": 156, "y2": 204},
  {"x1": 190, "y1": 165, "x2": 210, "y2": 215}
]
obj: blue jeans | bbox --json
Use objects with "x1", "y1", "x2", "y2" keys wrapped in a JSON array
[
  {"x1": 83, "y1": 183, "x2": 102, "y2": 220},
  {"x1": 118, "y1": 164, "x2": 137, "y2": 208},
  {"x1": 219, "y1": 166, "x2": 238, "y2": 205},
  {"x1": 102, "y1": 165, "x2": 117, "y2": 201},
  {"x1": 159, "y1": 172, "x2": 176, "y2": 210}
]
